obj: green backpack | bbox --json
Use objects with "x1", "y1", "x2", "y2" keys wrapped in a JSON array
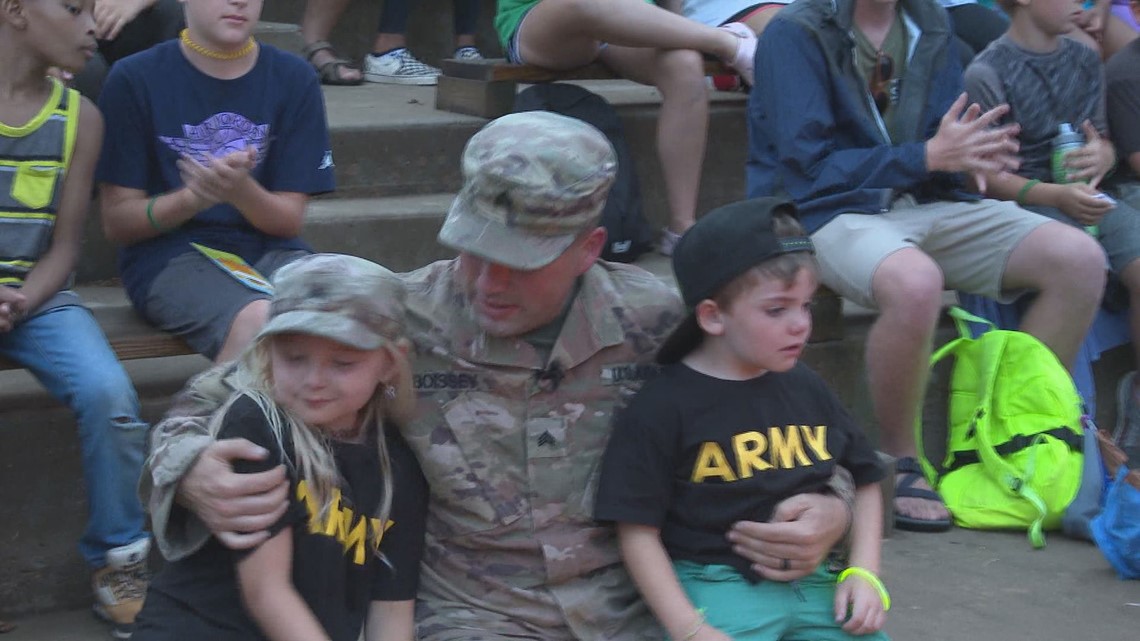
[{"x1": 916, "y1": 307, "x2": 1085, "y2": 548}]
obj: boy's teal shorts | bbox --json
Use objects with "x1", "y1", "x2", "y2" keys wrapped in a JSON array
[{"x1": 673, "y1": 561, "x2": 891, "y2": 641}]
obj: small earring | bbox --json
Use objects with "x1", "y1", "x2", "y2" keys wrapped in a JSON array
[{"x1": 384, "y1": 384, "x2": 397, "y2": 400}]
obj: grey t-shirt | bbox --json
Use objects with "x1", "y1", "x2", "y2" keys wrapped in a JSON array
[{"x1": 965, "y1": 35, "x2": 1107, "y2": 182}]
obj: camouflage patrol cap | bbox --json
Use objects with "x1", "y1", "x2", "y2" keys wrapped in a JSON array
[
  {"x1": 438, "y1": 111, "x2": 618, "y2": 270},
  {"x1": 257, "y1": 254, "x2": 406, "y2": 350}
]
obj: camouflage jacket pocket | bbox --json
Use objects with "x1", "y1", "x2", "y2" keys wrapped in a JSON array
[{"x1": 416, "y1": 393, "x2": 529, "y2": 535}]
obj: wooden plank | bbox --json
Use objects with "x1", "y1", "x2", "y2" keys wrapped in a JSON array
[
  {"x1": 435, "y1": 75, "x2": 518, "y2": 119},
  {"x1": 0, "y1": 306, "x2": 193, "y2": 371},
  {"x1": 440, "y1": 58, "x2": 733, "y2": 84}
]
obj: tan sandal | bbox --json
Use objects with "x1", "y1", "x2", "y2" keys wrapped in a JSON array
[{"x1": 302, "y1": 40, "x2": 363, "y2": 86}]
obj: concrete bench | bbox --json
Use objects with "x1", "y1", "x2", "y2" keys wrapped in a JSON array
[
  {"x1": 0, "y1": 288, "x2": 193, "y2": 372},
  {"x1": 435, "y1": 57, "x2": 736, "y2": 119}
]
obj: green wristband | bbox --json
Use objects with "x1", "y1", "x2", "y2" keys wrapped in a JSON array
[
  {"x1": 146, "y1": 195, "x2": 169, "y2": 233},
  {"x1": 837, "y1": 567, "x2": 891, "y2": 611},
  {"x1": 1016, "y1": 179, "x2": 1041, "y2": 206}
]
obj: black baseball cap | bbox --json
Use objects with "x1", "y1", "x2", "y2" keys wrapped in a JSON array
[{"x1": 656, "y1": 197, "x2": 815, "y2": 365}]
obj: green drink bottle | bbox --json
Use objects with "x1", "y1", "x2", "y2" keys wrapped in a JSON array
[{"x1": 1051, "y1": 123, "x2": 1097, "y2": 236}]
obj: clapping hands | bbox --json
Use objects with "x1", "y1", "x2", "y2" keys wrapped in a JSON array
[
  {"x1": 926, "y1": 93, "x2": 1021, "y2": 194},
  {"x1": 177, "y1": 147, "x2": 258, "y2": 211}
]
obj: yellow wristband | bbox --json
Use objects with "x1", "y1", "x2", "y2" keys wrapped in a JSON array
[
  {"x1": 146, "y1": 195, "x2": 169, "y2": 233},
  {"x1": 1015, "y1": 179, "x2": 1041, "y2": 206},
  {"x1": 680, "y1": 608, "x2": 706, "y2": 641},
  {"x1": 837, "y1": 567, "x2": 891, "y2": 611}
]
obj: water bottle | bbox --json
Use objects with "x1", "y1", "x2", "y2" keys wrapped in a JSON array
[
  {"x1": 1051, "y1": 123, "x2": 1098, "y2": 236},
  {"x1": 1051, "y1": 123, "x2": 1084, "y2": 183}
]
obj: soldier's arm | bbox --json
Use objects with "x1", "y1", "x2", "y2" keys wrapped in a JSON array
[{"x1": 143, "y1": 363, "x2": 288, "y2": 559}]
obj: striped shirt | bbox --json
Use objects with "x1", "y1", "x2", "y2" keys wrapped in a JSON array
[{"x1": 0, "y1": 79, "x2": 80, "y2": 312}]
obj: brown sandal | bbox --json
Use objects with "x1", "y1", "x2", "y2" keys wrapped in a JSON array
[
  {"x1": 0, "y1": 619, "x2": 16, "y2": 634},
  {"x1": 302, "y1": 40, "x2": 363, "y2": 86}
]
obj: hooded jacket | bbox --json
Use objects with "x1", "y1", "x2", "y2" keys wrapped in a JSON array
[{"x1": 746, "y1": 0, "x2": 978, "y2": 232}]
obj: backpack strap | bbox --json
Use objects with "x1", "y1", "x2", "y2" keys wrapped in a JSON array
[
  {"x1": 913, "y1": 307, "x2": 989, "y2": 489},
  {"x1": 946, "y1": 306, "x2": 997, "y2": 337}
]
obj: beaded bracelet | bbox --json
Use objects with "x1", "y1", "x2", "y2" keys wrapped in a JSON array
[
  {"x1": 146, "y1": 195, "x2": 168, "y2": 233},
  {"x1": 680, "y1": 608, "x2": 706, "y2": 641},
  {"x1": 1015, "y1": 179, "x2": 1041, "y2": 206},
  {"x1": 837, "y1": 567, "x2": 891, "y2": 611}
]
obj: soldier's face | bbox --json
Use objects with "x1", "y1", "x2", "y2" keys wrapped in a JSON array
[{"x1": 457, "y1": 227, "x2": 606, "y2": 337}]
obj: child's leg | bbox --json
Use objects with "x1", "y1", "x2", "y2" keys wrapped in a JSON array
[
  {"x1": 0, "y1": 305, "x2": 148, "y2": 566},
  {"x1": 672, "y1": 561, "x2": 792, "y2": 640},
  {"x1": 211, "y1": 249, "x2": 311, "y2": 364},
  {"x1": 600, "y1": 44, "x2": 707, "y2": 235},
  {"x1": 373, "y1": 0, "x2": 413, "y2": 53},
  {"x1": 454, "y1": 0, "x2": 480, "y2": 48},
  {"x1": 783, "y1": 567, "x2": 890, "y2": 641},
  {"x1": 141, "y1": 252, "x2": 277, "y2": 362},
  {"x1": 517, "y1": 0, "x2": 742, "y2": 71},
  {"x1": 215, "y1": 301, "x2": 271, "y2": 364}
]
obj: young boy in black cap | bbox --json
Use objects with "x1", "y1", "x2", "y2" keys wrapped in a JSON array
[{"x1": 595, "y1": 198, "x2": 889, "y2": 641}]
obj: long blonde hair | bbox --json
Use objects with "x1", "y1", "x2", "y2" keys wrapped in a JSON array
[{"x1": 208, "y1": 334, "x2": 417, "y2": 554}]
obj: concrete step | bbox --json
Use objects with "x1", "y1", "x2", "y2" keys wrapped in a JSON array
[
  {"x1": 3, "y1": 527, "x2": 1138, "y2": 641},
  {"x1": 0, "y1": 353, "x2": 210, "y2": 618},
  {"x1": 77, "y1": 81, "x2": 748, "y2": 284},
  {"x1": 321, "y1": 81, "x2": 747, "y2": 206},
  {"x1": 254, "y1": 21, "x2": 304, "y2": 56},
  {"x1": 80, "y1": 193, "x2": 460, "y2": 284},
  {"x1": 304, "y1": 194, "x2": 457, "y2": 271}
]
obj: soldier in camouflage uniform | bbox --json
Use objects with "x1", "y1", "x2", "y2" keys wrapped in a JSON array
[{"x1": 141, "y1": 112, "x2": 853, "y2": 640}]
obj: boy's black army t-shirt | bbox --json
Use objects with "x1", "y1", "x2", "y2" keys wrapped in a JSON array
[
  {"x1": 133, "y1": 393, "x2": 428, "y2": 641},
  {"x1": 595, "y1": 363, "x2": 884, "y2": 580}
]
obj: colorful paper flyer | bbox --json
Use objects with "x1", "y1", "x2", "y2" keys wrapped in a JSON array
[{"x1": 191, "y1": 243, "x2": 274, "y2": 295}]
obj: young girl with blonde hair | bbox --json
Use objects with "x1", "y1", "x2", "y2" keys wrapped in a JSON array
[{"x1": 132, "y1": 253, "x2": 428, "y2": 641}]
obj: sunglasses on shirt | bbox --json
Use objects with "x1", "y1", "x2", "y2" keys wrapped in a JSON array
[{"x1": 870, "y1": 52, "x2": 895, "y2": 116}]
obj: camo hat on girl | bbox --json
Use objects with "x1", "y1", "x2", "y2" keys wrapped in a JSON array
[{"x1": 258, "y1": 254, "x2": 406, "y2": 350}]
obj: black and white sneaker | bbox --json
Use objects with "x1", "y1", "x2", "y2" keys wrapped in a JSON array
[{"x1": 363, "y1": 48, "x2": 441, "y2": 85}]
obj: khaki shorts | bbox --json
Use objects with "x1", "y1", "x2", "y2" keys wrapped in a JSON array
[{"x1": 811, "y1": 198, "x2": 1050, "y2": 310}]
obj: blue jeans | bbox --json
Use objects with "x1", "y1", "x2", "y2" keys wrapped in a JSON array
[{"x1": 0, "y1": 304, "x2": 149, "y2": 568}]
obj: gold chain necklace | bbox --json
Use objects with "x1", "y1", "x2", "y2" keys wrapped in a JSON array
[{"x1": 180, "y1": 29, "x2": 256, "y2": 60}]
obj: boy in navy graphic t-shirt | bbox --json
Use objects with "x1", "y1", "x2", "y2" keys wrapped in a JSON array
[{"x1": 96, "y1": 0, "x2": 334, "y2": 363}]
